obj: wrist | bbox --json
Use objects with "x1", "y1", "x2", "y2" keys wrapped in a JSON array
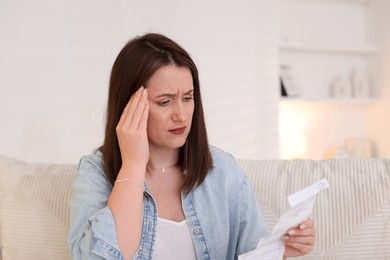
[
  {"x1": 114, "y1": 178, "x2": 145, "y2": 191},
  {"x1": 117, "y1": 164, "x2": 146, "y2": 182}
]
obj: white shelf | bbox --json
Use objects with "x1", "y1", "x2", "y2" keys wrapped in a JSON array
[
  {"x1": 279, "y1": 43, "x2": 378, "y2": 55},
  {"x1": 283, "y1": 0, "x2": 378, "y2": 4},
  {"x1": 280, "y1": 97, "x2": 379, "y2": 105},
  {"x1": 278, "y1": 0, "x2": 381, "y2": 105}
]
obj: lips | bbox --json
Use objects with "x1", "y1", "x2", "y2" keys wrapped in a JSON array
[{"x1": 169, "y1": 126, "x2": 186, "y2": 135}]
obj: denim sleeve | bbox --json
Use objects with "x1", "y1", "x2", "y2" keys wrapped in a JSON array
[
  {"x1": 68, "y1": 155, "x2": 124, "y2": 260},
  {"x1": 236, "y1": 176, "x2": 270, "y2": 258}
]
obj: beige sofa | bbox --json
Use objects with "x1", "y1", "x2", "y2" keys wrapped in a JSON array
[{"x1": 0, "y1": 154, "x2": 389, "y2": 259}]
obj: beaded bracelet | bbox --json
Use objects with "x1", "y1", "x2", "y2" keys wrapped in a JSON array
[{"x1": 114, "y1": 178, "x2": 144, "y2": 190}]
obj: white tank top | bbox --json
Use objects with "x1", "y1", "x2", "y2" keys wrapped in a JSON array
[{"x1": 153, "y1": 217, "x2": 198, "y2": 260}]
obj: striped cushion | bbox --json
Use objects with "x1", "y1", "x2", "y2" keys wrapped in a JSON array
[
  {"x1": 239, "y1": 158, "x2": 390, "y2": 260},
  {"x1": 0, "y1": 155, "x2": 75, "y2": 260},
  {"x1": 1, "y1": 155, "x2": 389, "y2": 259}
]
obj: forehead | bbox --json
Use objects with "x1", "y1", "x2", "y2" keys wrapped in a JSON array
[{"x1": 146, "y1": 65, "x2": 193, "y2": 93}]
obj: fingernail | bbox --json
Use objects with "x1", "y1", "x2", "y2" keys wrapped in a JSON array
[
  {"x1": 300, "y1": 224, "x2": 306, "y2": 230},
  {"x1": 281, "y1": 235, "x2": 289, "y2": 241},
  {"x1": 289, "y1": 230, "x2": 296, "y2": 235},
  {"x1": 142, "y1": 89, "x2": 148, "y2": 96}
]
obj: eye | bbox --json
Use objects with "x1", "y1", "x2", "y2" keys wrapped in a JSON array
[
  {"x1": 158, "y1": 99, "x2": 172, "y2": 106},
  {"x1": 183, "y1": 96, "x2": 194, "y2": 102}
]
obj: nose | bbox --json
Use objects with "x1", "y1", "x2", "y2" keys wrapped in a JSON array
[{"x1": 172, "y1": 101, "x2": 188, "y2": 122}]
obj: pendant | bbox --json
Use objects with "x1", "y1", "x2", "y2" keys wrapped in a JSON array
[{"x1": 161, "y1": 167, "x2": 166, "y2": 173}]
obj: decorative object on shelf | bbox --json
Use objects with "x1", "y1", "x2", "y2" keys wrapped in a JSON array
[
  {"x1": 280, "y1": 77, "x2": 288, "y2": 97},
  {"x1": 345, "y1": 138, "x2": 373, "y2": 158},
  {"x1": 324, "y1": 145, "x2": 349, "y2": 159},
  {"x1": 280, "y1": 64, "x2": 301, "y2": 97},
  {"x1": 351, "y1": 69, "x2": 370, "y2": 98},
  {"x1": 331, "y1": 75, "x2": 351, "y2": 98}
]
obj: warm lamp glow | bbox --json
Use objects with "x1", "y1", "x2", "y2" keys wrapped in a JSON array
[
  {"x1": 280, "y1": 132, "x2": 307, "y2": 159},
  {"x1": 279, "y1": 104, "x2": 309, "y2": 159}
]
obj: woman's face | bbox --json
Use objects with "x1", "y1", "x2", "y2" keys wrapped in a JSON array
[{"x1": 145, "y1": 65, "x2": 194, "y2": 151}]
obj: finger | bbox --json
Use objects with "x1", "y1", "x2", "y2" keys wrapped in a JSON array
[
  {"x1": 122, "y1": 87, "x2": 145, "y2": 128},
  {"x1": 299, "y1": 219, "x2": 314, "y2": 230},
  {"x1": 138, "y1": 99, "x2": 149, "y2": 132},
  {"x1": 288, "y1": 220, "x2": 315, "y2": 236},
  {"x1": 130, "y1": 88, "x2": 148, "y2": 129},
  {"x1": 118, "y1": 96, "x2": 132, "y2": 126},
  {"x1": 284, "y1": 240, "x2": 314, "y2": 255},
  {"x1": 282, "y1": 233, "x2": 315, "y2": 245},
  {"x1": 287, "y1": 227, "x2": 316, "y2": 238}
]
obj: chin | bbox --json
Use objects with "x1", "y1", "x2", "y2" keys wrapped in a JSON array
[
  {"x1": 152, "y1": 138, "x2": 187, "y2": 150},
  {"x1": 172, "y1": 140, "x2": 187, "y2": 149},
  {"x1": 172, "y1": 136, "x2": 189, "y2": 148}
]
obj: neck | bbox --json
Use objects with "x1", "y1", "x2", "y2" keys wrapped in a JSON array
[{"x1": 148, "y1": 146, "x2": 180, "y2": 170}]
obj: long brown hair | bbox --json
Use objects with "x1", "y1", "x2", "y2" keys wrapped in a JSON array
[{"x1": 100, "y1": 33, "x2": 212, "y2": 194}]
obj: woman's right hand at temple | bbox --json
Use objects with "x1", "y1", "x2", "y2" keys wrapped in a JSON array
[{"x1": 116, "y1": 86, "x2": 150, "y2": 172}]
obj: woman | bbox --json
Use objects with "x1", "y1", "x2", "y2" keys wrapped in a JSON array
[{"x1": 68, "y1": 33, "x2": 315, "y2": 260}]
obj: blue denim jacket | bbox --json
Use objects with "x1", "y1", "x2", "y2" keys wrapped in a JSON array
[{"x1": 68, "y1": 146, "x2": 269, "y2": 260}]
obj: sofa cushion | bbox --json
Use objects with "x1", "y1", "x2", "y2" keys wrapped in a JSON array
[
  {"x1": 1, "y1": 154, "x2": 389, "y2": 259},
  {"x1": 239, "y1": 158, "x2": 390, "y2": 260},
  {"x1": 0, "y1": 155, "x2": 75, "y2": 260}
]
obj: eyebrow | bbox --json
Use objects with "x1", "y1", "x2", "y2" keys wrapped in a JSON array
[{"x1": 155, "y1": 89, "x2": 194, "y2": 98}]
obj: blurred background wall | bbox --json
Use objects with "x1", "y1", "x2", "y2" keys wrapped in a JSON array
[
  {"x1": 0, "y1": 0, "x2": 279, "y2": 163},
  {"x1": 1, "y1": 0, "x2": 389, "y2": 163},
  {"x1": 277, "y1": 0, "x2": 390, "y2": 160}
]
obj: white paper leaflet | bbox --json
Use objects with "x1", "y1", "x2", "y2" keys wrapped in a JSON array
[
  {"x1": 238, "y1": 178, "x2": 329, "y2": 260},
  {"x1": 288, "y1": 178, "x2": 329, "y2": 207}
]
